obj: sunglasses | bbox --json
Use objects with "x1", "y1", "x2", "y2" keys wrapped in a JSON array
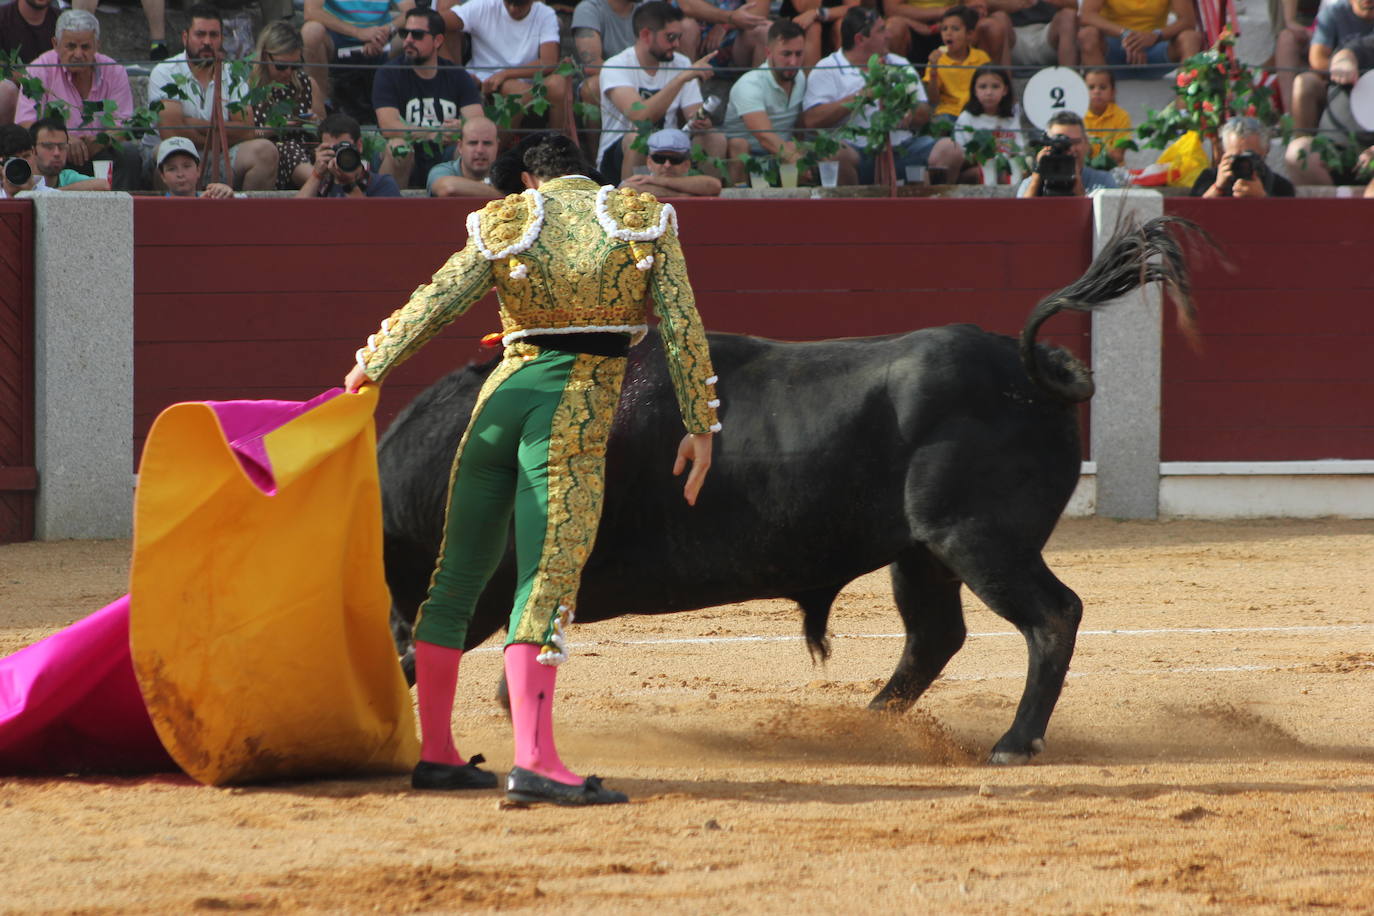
[
  {"x1": 650, "y1": 152, "x2": 687, "y2": 165},
  {"x1": 399, "y1": 28, "x2": 435, "y2": 39}
]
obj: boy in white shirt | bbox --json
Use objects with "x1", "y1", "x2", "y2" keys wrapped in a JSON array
[{"x1": 450, "y1": 0, "x2": 569, "y2": 132}]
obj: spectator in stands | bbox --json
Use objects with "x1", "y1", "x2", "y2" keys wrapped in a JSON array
[
  {"x1": 149, "y1": 5, "x2": 280, "y2": 191},
  {"x1": 1017, "y1": 110, "x2": 1117, "y2": 195},
  {"x1": 801, "y1": 8, "x2": 964, "y2": 184},
  {"x1": 0, "y1": 0, "x2": 59, "y2": 125},
  {"x1": 156, "y1": 136, "x2": 234, "y2": 198},
  {"x1": 449, "y1": 0, "x2": 569, "y2": 134},
  {"x1": 26, "y1": 116, "x2": 108, "y2": 190},
  {"x1": 927, "y1": 6, "x2": 992, "y2": 118},
  {"x1": 995, "y1": 0, "x2": 1077, "y2": 69},
  {"x1": 1078, "y1": 0, "x2": 1201, "y2": 78},
  {"x1": 1286, "y1": 30, "x2": 1374, "y2": 185},
  {"x1": 1288, "y1": 0, "x2": 1374, "y2": 134},
  {"x1": 428, "y1": 115, "x2": 503, "y2": 197},
  {"x1": 953, "y1": 64, "x2": 1021, "y2": 180},
  {"x1": 297, "y1": 112, "x2": 403, "y2": 197},
  {"x1": 724, "y1": 20, "x2": 858, "y2": 184},
  {"x1": 0, "y1": 123, "x2": 42, "y2": 197},
  {"x1": 1084, "y1": 67, "x2": 1130, "y2": 164},
  {"x1": 598, "y1": 2, "x2": 725, "y2": 180},
  {"x1": 885, "y1": 0, "x2": 1011, "y2": 68},
  {"x1": 678, "y1": 0, "x2": 771, "y2": 70},
  {"x1": 1272, "y1": 0, "x2": 1321, "y2": 115},
  {"x1": 303, "y1": 0, "x2": 412, "y2": 102},
  {"x1": 373, "y1": 7, "x2": 483, "y2": 189},
  {"x1": 14, "y1": 10, "x2": 143, "y2": 190},
  {"x1": 250, "y1": 22, "x2": 326, "y2": 190},
  {"x1": 620, "y1": 126, "x2": 723, "y2": 195},
  {"x1": 71, "y1": 0, "x2": 167, "y2": 61},
  {"x1": 1192, "y1": 116, "x2": 1295, "y2": 197},
  {"x1": 573, "y1": 0, "x2": 641, "y2": 107}
]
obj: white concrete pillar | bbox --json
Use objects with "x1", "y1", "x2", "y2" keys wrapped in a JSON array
[
  {"x1": 31, "y1": 192, "x2": 134, "y2": 538},
  {"x1": 1089, "y1": 189, "x2": 1164, "y2": 520}
]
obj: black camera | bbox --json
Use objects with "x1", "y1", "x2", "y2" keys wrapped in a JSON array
[
  {"x1": 3, "y1": 156, "x2": 32, "y2": 187},
  {"x1": 333, "y1": 140, "x2": 363, "y2": 172},
  {"x1": 1230, "y1": 150, "x2": 1263, "y2": 181},
  {"x1": 1034, "y1": 132, "x2": 1077, "y2": 196}
]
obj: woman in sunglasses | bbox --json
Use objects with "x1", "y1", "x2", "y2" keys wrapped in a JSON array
[{"x1": 250, "y1": 21, "x2": 326, "y2": 189}]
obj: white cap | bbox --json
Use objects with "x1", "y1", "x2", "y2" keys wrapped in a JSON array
[{"x1": 156, "y1": 136, "x2": 200, "y2": 168}]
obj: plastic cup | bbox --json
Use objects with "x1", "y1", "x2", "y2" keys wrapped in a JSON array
[
  {"x1": 819, "y1": 160, "x2": 839, "y2": 187},
  {"x1": 905, "y1": 165, "x2": 926, "y2": 185},
  {"x1": 749, "y1": 172, "x2": 770, "y2": 190},
  {"x1": 778, "y1": 161, "x2": 799, "y2": 188},
  {"x1": 91, "y1": 160, "x2": 112, "y2": 183}
]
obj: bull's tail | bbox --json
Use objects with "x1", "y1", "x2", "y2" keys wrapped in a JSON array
[{"x1": 1019, "y1": 216, "x2": 1205, "y2": 403}]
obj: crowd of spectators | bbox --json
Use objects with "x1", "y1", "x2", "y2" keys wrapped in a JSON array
[{"x1": 1, "y1": 0, "x2": 1373, "y2": 198}]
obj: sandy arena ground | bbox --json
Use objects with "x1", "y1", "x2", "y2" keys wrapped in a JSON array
[{"x1": 1, "y1": 518, "x2": 1372, "y2": 914}]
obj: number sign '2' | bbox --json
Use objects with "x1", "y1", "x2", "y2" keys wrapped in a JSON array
[{"x1": 1024, "y1": 67, "x2": 1090, "y2": 130}]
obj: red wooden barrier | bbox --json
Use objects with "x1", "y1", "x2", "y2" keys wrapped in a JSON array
[
  {"x1": 1160, "y1": 199, "x2": 1374, "y2": 461},
  {"x1": 0, "y1": 202, "x2": 35, "y2": 543},
  {"x1": 132, "y1": 197, "x2": 1094, "y2": 465}
]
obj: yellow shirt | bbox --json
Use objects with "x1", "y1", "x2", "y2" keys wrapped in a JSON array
[
  {"x1": 1101, "y1": 0, "x2": 1169, "y2": 33},
  {"x1": 929, "y1": 46, "x2": 991, "y2": 118},
  {"x1": 1085, "y1": 102, "x2": 1133, "y2": 157}
]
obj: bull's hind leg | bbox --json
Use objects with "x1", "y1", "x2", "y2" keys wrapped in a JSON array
[
  {"x1": 931, "y1": 540, "x2": 1082, "y2": 765},
  {"x1": 869, "y1": 546, "x2": 966, "y2": 713}
]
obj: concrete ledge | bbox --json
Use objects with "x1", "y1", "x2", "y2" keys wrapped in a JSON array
[{"x1": 31, "y1": 192, "x2": 135, "y2": 539}]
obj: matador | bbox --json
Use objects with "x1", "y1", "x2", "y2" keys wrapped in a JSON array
[{"x1": 344, "y1": 135, "x2": 720, "y2": 806}]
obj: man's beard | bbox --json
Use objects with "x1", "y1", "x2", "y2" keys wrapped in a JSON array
[
  {"x1": 654, "y1": 45, "x2": 674, "y2": 62},
  {"x1": 404, "y1": 47, "x2": 431, "y2": 64}
]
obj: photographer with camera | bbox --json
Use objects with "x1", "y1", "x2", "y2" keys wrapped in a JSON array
[
  {"x1": 0, "y1": 124, "x2": 41, "y2": 198},
  {"x1": 1017, "y1": 110, "x2": 1117, "y2": 197},
  {"x1": 1192, "y1": 116, "x2": 1295, "y2": 198},
  {"x1": 296, "y1": 112, "x2": 401, "y2": 198}
]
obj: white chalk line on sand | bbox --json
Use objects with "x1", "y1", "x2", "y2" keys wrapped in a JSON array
[{"x1": 465, "y1": 623, "x2": 1374, "y2": 655}]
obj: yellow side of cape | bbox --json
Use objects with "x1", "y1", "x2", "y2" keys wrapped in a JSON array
[{"x1": 129, "y1": 389, "x2": 419, "y2": 785}]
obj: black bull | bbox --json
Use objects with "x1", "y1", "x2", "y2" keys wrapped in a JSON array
[{"x1": 379, "y1": 218, "x2": 1199, "y2": 765}]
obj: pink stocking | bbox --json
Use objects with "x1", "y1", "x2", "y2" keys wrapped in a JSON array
[
  {"x1": 504, "y1": 642, "x2": 581, "y2": 785},
  {"x1": 415, "y1": 641, "x2": 466, "y2": 766}
]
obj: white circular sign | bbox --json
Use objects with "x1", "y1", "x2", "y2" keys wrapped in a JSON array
[
  {"x1": 1350, "y1": 70, "x2": 1374, "y2": 131},
  {"x1": 1023, "y1": 67, "x2": 1090, "y2": 130}
]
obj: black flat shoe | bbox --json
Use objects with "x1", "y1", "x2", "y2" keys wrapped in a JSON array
[
  {"x1": 412, "y1": 754, "x2": 498, "y2": 790},
  {"x1": 505, "y1": 766, "x2": 628, "y2": 806}
]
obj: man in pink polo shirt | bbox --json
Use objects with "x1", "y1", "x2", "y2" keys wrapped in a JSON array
[{"x1": 15, "y1": 8, "x2": 143, "y2": 190}]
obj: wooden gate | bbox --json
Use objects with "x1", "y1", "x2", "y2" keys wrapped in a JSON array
[{"x1": 0, "y1": 202, "x2": 35, "y2": 543}]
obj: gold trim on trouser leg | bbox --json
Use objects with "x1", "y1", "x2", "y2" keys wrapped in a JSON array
[
  {"x1": 510, "y1": 353, "x2": 626, "y2": 663},
  {"x1": 412, "y1": 352, "x2": 527, "y2": 645}
]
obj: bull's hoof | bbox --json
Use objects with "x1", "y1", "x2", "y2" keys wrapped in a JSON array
[
  {"x1": 986, "y1": 738, "x2": 1044, "y2": 766},
  {"x1": 866, "y1": 694, "x2": 916, "y2": 714}
]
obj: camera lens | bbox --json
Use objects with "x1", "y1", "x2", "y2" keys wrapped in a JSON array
[
  {"x1": 334, "y1": 144, "x2": 362, "y2": 172},
  {"x1": 3, "y1": 157, "x2": 32, "y2": 186}
]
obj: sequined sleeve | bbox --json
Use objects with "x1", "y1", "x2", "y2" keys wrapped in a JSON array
[
  {"x1": 650, "y1": 222, "x2": 721, "y2": 435},
  {"x1": 355, "y1": 241, "x2": 494, "y2": 383}
]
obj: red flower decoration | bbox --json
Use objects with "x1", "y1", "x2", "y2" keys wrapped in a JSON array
[
  {"x1": 1246, "y1": 104, "x2": 1257, "y2": 116},
  {"x1": 480, "y1": 332, "x2": 504, "y2": 348},
  {"x1": 1201, "y1": 101, "x2": 1215, "y2": 113}
]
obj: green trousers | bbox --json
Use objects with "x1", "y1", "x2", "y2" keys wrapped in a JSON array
[{"x1": 413, "y1": 346, "x2": 626, "y2": 662}]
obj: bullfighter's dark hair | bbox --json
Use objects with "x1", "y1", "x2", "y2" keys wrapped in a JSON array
[
  {"x1": 1020, "y1": 217, "x2": 1207, "y2": 402},
  {"x1": 963, "y1": 65, "x2": 1015, "y2": 118},
  {"x1": 941, "y1": 5, "x2": 979, "y2": 31},
  {"x1": 184, "y1": 3, "x2": 223, "y2": 25},
  {"x1": 521, "y1": 132, "x2": 591, "y2": 180},
  {"x1": 768, "y1": 18, "x2": 805, "y2": 43},
  {"x1": 840, "y1": 6, "x2": 881, "y2": 50},
  {"x1": 633, "y1": 1, "x2": 684, "y2": 35}
]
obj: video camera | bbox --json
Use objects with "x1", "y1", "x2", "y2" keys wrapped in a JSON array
[
  {"x1": 333, "y1": 140, "x2": 363, "y2": 173},
  {"x1": 1229, "y1": 150, "x2": 1263, "y2": 182},
  {"x1": 1033, "y1": 132, "x2": 1077, "y2": 197},
  {"x1": 3, "y1": 157, "x2": 32, "y2": 187}
]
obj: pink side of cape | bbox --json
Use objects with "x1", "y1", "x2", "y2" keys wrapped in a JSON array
[{"x1": 0, "y1": 391, "x2": 341, "y2": 775}]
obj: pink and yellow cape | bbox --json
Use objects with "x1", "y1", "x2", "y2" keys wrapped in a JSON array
[{"x1": 0, "y1": 389, "x2": 419, "y2": 784}]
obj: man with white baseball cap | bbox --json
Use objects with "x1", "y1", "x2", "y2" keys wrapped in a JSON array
[
  {"x1": 619, "y1": 127, "x2": 721, "y2": 196},
  {"x1": 157, "y1": 136, "x2": 233, "y2": 198}
]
